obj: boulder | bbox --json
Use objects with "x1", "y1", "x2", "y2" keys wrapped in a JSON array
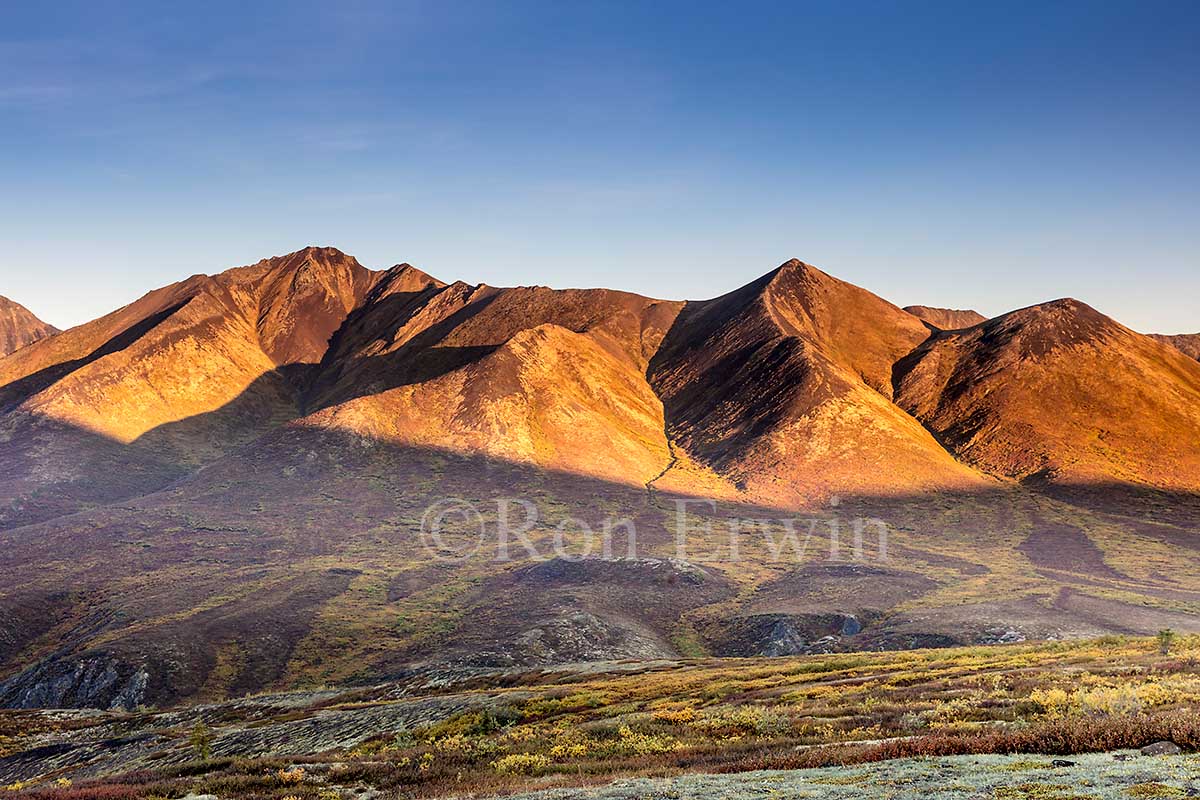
[{"x1": 1141, "y1": 741, "x2": 1183, "y2": 756}]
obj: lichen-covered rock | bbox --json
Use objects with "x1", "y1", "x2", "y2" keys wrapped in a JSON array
[{"x1": 0, "y1": 655, "x2": 148, "y2": 710}]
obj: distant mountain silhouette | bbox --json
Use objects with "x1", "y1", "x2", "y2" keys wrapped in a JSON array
[
  {"x1": 1152, "y1": 332, "x2": 1200, "y2": 361},
  {"x1": 904, "y1": 305, "x2": 987, "y2": 331}
]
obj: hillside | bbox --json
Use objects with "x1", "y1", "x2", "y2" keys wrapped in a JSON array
[
  {"x1": 305, "y1": 276, "x2": 683, "y2": 484},
  {"x1": 895, "y1": 299, "x2": 1200, "y2": 489}
]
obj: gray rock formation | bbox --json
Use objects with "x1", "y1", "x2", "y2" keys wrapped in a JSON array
[{"x1": 0, "y1": 655, "x2": 148, "y2": 710}]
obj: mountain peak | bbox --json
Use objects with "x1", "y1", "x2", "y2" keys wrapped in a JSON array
[
  {"x1": 767, "y1": 258, "x2": 829, "y2": 287},
  {"x1": 276, "y1": 244, "x2": 358, "y2": 266},
  {"x1": 895, "y1": 292, "x2": 1200, "y2": 487},
  {"x1": 230, "y1": 247, "x2": 379, "y2": 366},
  {"x1": 987, "y1": 297, "x2": 1119, "y2": 346},
  {"x1": 777, "y1": 257, "x2": 815, "y2": 271},
  {"x1": 0, "y1": 295, "x2": 58, "y2": 356},
  {"x1": 1038, "y1": 297, "x2": 1088, "y2": 312},
  {"x1": 755, "y1": 258, "x2": 929, "y2": 349},
  {"x1": 223, "y1": 246, "x2": 365, "y2": 283},
  {"x1": 378, "y1": 263, "x2": 445, "y2": 293},
  {"x1": 649, "y1": 257, "x2": 975, "y2": 504}
]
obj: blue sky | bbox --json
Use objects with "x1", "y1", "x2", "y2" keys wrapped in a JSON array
[{"x1": 2, "y1": 1, "x2": 1198, "y2": 333}]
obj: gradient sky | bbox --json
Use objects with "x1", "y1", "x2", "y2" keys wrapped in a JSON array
[{"x1": 2, "y1": 1, "x2": 1198, "y2": 333}]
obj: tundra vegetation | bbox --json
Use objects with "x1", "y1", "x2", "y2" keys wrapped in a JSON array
[{"x1": 2, "y1": 635, "x2": 1200, "y2": 798}]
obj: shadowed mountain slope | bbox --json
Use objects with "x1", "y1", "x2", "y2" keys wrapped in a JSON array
[
  {"x1": 648, "y1": 260, "x2": 989, "y2": 505},
  {"x1": 895, "y1": 299, "x2": 1200, "y2": 489},
  {"x1": 0, "y1": 296, "x2": 58, "y2": 356}
]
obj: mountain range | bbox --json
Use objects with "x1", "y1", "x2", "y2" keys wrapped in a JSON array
[{"x1": 1, "y1": 246, "x2": 1199, "y2": 711}]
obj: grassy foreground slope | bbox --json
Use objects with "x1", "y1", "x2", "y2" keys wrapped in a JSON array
[{"x1": 3, "y1": 635, "x2": 1200, "y2": 798}]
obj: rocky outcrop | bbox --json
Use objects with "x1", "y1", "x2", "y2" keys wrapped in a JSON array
[
  {"x1": 452, "y1": 558, "x2": 735, "y2": 668},
  {"x1": 711, "y1": 613, "x2": 864, "y2": 657},
  {"x1": 0, "y1": 654, "x2": 148, "y2": 710}
]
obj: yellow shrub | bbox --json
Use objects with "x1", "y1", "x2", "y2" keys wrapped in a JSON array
[
  {"x1": 1135, "y1": 681, "x2": 1182, "y2": 707},
  {"x1": 433, "y1": 732, "x2": 499, "y2": 758},
  {"x1": 1030, "y1": 682, "x2": 1172, "y2": 718},
  {"x1": 492, "y1": 753, "x2": 550, "y2": 774},
  {"x1": 502, "y1": 725, "x2": 539, "y2": 743},
  {"x1": 926, "y1": 696, "x2": 976, "y2": 727},
  {"x1": 651, "y1": 705, "x2": 696, "y2": 724},
  {"x1": 549, "y1": 741, "x2": 589, "y2": 759},
  {"x1": 1077, "y1": 686, "x2": 1143, "y2": 716},
  {"x1": 1029, "y1": 687, "x2": 1071, "y2": 717},
  {"x1": 691, "y1": 705, "x2": 789, "y2": 737},
  {"x1": 606, "y1": 724, "x2": 682, "y2": 756}
]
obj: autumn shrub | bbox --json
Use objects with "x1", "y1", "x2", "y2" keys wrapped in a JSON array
[
  {"x1": 1030, "y1": 681, "x2": 1185, "y2": 719},
  {"x1": 651, "y1": 705, "x2": 697, "y2": 725},
  {"x1": 491, "y1": 753, "x2": 550, "y2": 775}
]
